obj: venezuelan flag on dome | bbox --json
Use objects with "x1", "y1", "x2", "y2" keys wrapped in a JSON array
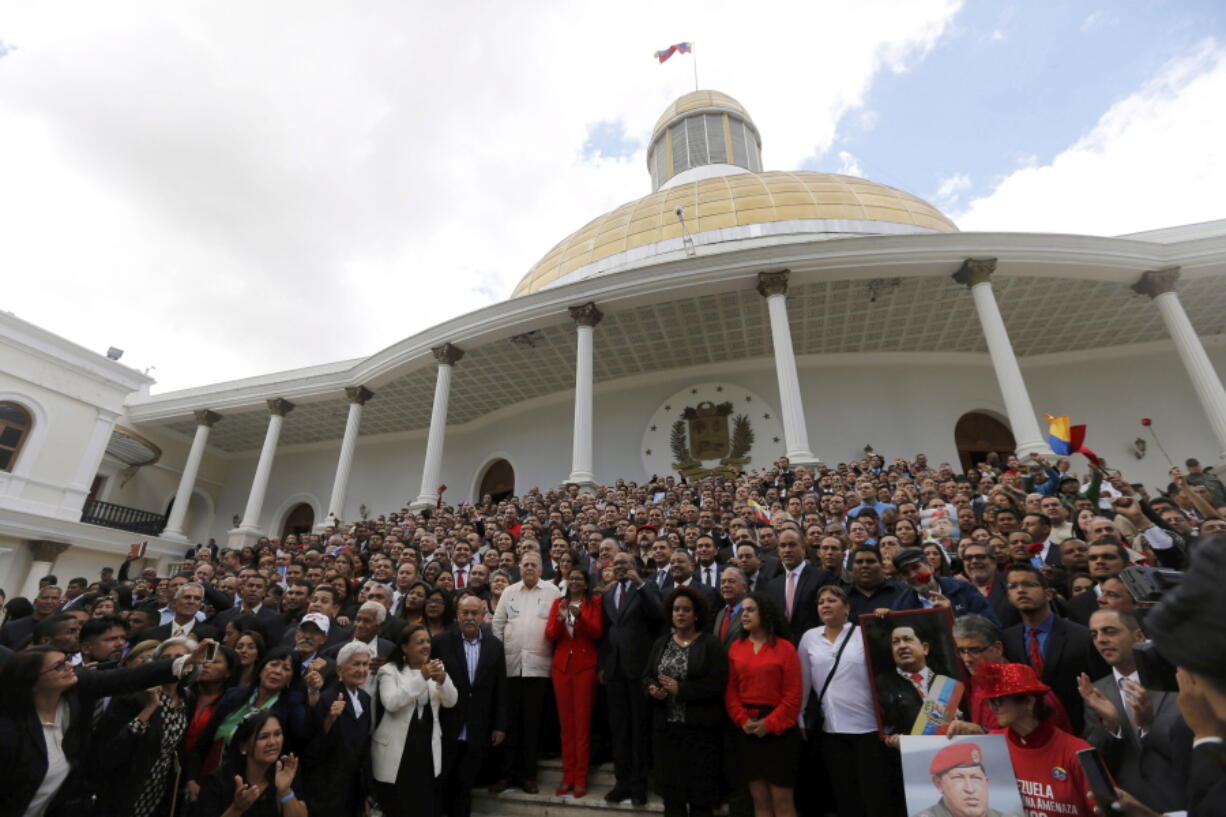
[
  {"x1": 654, "y1": 42, "x2": 692, "y2": 63},
  {"x1": 1044, "y1": 414, "x2": 1101, "y2": 466}
]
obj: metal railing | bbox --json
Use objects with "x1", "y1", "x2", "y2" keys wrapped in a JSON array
[{"x1": 80, "y1": 499, "x2": 167, "y2": 536}]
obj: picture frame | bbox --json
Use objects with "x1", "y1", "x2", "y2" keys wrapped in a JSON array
[{"x1": 860, "y1": 607, "x2": 966, "y2": 735}]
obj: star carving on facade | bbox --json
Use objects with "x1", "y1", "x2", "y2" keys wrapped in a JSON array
[
  {"x1": 773, "y1": 437, "x2": 780, "y2": 443},
  {"x1": 764, "y1": 413, "x2": 771, "y2": 419},
  {"x1": 650, "y1": 425, "x2": 657, "y2": 432},
  {"x1": 664, "y1": 405, "x2": 671, "y2": 411},
  {"x1": 690, "y1": 388, "x2": 697, "y2": 394},
  {"x1": 715, "y1": 386, "x2": 723, "y2": 392},
  {"x1": 645, "y1": 449, "x2": 652, "y2": 456},
  {"x1": 745, "y1": 396, "x2": 752, "y2": 402}
]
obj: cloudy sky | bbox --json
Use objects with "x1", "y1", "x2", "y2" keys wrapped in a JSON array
[{"x1": 2, "y1": 1, "x2": 1223, "y2": 392}]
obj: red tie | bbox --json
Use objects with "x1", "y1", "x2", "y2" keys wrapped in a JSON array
[
  {"x1": 1028, "y1": 628, "x2": 1045, "y2": 677},
  {"x1": 720, "y1": 611, "x2": 731, "y2": 642},
  {"x1": 456, "y1": 568, "x2": 465, "y2": 589},
  {"x1": 909, "y1": 672, "x2": 925, "y2": 695}
]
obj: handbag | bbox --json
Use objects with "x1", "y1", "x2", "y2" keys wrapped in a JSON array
[{"x1": 804, "y1": 620, "x2": 856, "y2": 735}]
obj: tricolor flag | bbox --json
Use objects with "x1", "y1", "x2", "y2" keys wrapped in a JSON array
[
  {"x1": 747, "y1": 498, "x2": 771, "y2": 526},
  {"x1": 654, "y1": 42, "x2": 692, "y2": 63},
  {"x1": 1044, "y1": 414, "x2": 1101, "y2": 467}
]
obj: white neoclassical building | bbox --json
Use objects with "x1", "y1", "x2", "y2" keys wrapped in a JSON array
[{"x1": 3, "y1": 89, "x2": 1225, "y2": 593}]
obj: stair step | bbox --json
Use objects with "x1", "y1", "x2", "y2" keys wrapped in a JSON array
[
  {"x1": 473, "y1": 783, "x2": 665, "y2": 816},
  {"x1": 535, "y1": 758, "x2": 619, "y2": 787}
]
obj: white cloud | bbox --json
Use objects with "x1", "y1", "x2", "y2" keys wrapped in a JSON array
[
  {"x1": 956, "y1": 39, "x2": 1226, "y2": 235},
  {"x1": 932, "y1": 172, "x2": 971, "y2": 209},
  {"x1": 837, "y1": 151, "x2": 865, "y2": 177},
  {"x1": 0, "y1": 0, "x2": 962, "y2": 392}
]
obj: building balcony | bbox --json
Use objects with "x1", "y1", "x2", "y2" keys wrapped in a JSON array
[{"x1": 80, "y1": 499, "x2": 167, "y2": 536}]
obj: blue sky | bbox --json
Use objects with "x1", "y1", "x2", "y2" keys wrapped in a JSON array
[{"x1": 806, "y1": 1, "x2": 1226, "y2": 213}]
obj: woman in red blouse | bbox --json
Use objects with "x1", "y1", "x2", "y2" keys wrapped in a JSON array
[
  {"x1": 725, "y1": 592, "x2": 802, "y2": 817},
  {"x1": 544, "y1": 564, "x2": 603, "y2": 797}
]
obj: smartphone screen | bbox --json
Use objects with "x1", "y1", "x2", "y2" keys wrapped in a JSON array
[
  {"x1": 204, "y1": 642, "x2": 218, "y2": 663},
  {"x1": 1076, "y1": 748, "x2": 1116, "y2": 811}
]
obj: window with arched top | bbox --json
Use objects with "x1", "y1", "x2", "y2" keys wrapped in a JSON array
[{"x1": 0, "y1": 401, "x2": 33, "y2": 473}]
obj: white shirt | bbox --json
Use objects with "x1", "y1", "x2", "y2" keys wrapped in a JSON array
[
  {"x1": 1111, "y1": 668, "x2": 1146, "y2": 738},
  {"x1": 797, "y1": 624, "x2": 877, "y2": 734},
  {"x1": 27, "y1": 700, "x2": 70, "y2": 817},
  {"x1": 491, "y1": 579, "x2": 560, "y2": 677}
]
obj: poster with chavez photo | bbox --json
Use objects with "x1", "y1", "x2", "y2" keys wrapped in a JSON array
[
  {"x1": 860, "y1": 607, "x2": 966, "y2": 735},
  {"x1": 901, "y1": 735, "x2": 1025, "y2": 817}
]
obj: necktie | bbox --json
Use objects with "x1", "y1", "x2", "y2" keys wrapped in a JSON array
[
  {"x1": 658, "y1": 569, "x2": 667, "y2": 588},
  {"x1": 618, "y1": 581, "x2": 628, "y2": 611},
  {"x1": 173, "y1": 624, "x2": 185, "y2": 638},
  {"x1": 909, "y1": 672, "x2": 926, "y2": 696},
  {"x1": 1027, "y1": 628, "x2": 1045, "y2": 677},
  {"x1": 705, "y1": 566, "x2": 713, "y2": 586},
  {"x1": 719, "y1": 611, "x2": 731, "y2": 642},
  {"x1": 456, "y1": 568, "x2": 465, "y2": 589},
  {"x1": 786, "y1": 571, "x2": 797, "y2": 620}
]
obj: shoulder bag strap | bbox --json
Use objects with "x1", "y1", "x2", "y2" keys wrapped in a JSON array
[{"x1": 816, "y1": 620, "x2": 856, "y2": 706}]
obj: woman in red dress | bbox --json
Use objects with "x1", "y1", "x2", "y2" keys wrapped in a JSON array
[
  {"x1": 724, "y1": 592, "x2": 802, "y2": 817},
  {"x1": 545, "y1": 563, "x2": 603, "y2": 797},
  {"x1": 977, "y1": 662, "x2": 1097, "y2": 816}
]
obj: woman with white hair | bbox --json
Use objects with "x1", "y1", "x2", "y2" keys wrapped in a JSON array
[{"x1": 303, "y1": 641, "x2": 373, "y2": 815}]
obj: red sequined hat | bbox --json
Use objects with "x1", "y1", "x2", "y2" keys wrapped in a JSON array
[{"x1": 973, "y1": 662, "x2": 1050, "y2": 699}]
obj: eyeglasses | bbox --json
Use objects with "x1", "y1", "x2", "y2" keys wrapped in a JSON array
[
  {"x1": 963, "y1": 554, "x2": 991, "y2": 561},
  {"x1": 955, "y1": 645, "x2": 991, "y2": 656},
  {"x1": 41, "y1": 658, "x2": 72, "y2": 675}
]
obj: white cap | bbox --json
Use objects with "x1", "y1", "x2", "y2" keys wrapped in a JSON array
[{"x1": 300, "y1": 612, "x2": 331, "y2": 634}]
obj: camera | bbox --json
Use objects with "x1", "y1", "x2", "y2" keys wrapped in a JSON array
[
  {"x1": 1118, "y1": 565, "x2": 1182, "y2": 605},
  {"x1": 1133, "y1": 640, "x2": 1179, "y2": 692}
]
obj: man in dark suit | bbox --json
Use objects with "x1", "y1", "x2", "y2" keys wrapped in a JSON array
[
  {"x1": 713, "y1": 567, "x2": 748, "y2": 647},
  {"x1": 144, "y1": 582, "x2": 221, "y2": 643},
  {"x1": 601, "y1": 550, "x2": 662, "y2": 805},
  {"x1": 734, "y1": 541, "x2": 780, "y2": 593},
  {"x1": 1001, "y1": 564, "x2": 1108, "y2": 734},
  {"x1": 1064, "y1": 540, "x2": 1130, "y2": 626},
  {"x1": 436, "y1": 593, "x2": 508, "y2": 817},
  {"x1": 1078, "y1": 608, "x2": 1186, "y2": 813},
  {"x1": 765, "y1": 529, "x2": 832, "y2": 643},
  {"x1": 692, "y1": 534, "x2": 724, "y2": 590},
  {"x1": 209, "y1": 573, "x2": 279, "y2": 635},
  {"x1": 874, "y1": 620, "x2": 961, "y2": 735},
  {"x1": 661, "y1": 549, "x2": 721, "y2": 612}
]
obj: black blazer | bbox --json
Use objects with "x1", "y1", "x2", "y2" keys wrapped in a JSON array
[
  {"x1": 91, "y1": 688, "x2": 192, "y2": 815},
  {"x1": 641, "y1": 632, "x2": 728, "y2": 729},
  {"x1": 1188, "y1": 740, "x2": 1226, "y2": 817},
  {"x1": 0, "y1": 659, "x2": 180, "y2": 817},
  {"x1": 184, "y1": 683, "x2": 312, "y2": 783},
  {"x1": 984, "y1": 577, "x2": 1021, "y2": 630},
  {"x1": 302, "y1": 682, "x2": 372, "y2": 816},
  {"x1": 692, "y1": 561, "x2": 725, "y2": 590},
  {"x1": 600, "y1": 580, "x2": 663, "y2": 679},
  {"x1": 323, "y1": 635, "x2": 396, "y2": 661},
  {"x1": 765, "y1": 563, "x2": 834, "y2": 643},
  {"x1": 1002, "y1": 615, "x2": 1108, "y2": 734},
  {"x1": 1064, "y1": 587, "x2": 1099, "y2": 626},
  {"x1": 432, "y1": 628, "x2": 509, "y2": 746}
]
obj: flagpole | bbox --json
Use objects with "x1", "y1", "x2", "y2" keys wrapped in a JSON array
[{"x1": 692, "y1": 42, "x2": 699, "y2": 91}]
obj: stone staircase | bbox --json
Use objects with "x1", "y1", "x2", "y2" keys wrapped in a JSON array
[{"x1": 472, "y1": 758, "x2": 665, "y2": 817}]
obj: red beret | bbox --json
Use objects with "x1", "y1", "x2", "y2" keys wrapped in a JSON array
[{"x1": 929, "y1": 742, "x2": 985, "y2": 776}]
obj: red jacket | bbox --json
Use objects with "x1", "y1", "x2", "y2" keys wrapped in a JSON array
[
  {"x1": 545, "y1": 595, "x2": 603, "y2": 674},
  {"x1": 994, "y1": 720, "x2": 1096, "y2": 816}
]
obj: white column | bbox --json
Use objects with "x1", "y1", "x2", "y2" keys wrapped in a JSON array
[
  {"x1": 56, "y1": 408, "x2": 119, "y2": 520},
  {"x1": 757, "y1": 272, "x2": 818, "y2": 465},
  {"x1": 320, "y1": 386, "x2": 373, "y2": 528},
  {"x1": 232, "y1": 399, "x2": 294, "y2": 538},
  {"x1": 1134, "y1": 268, "x2": 1226, "y2": 459},
  {"x1": 954, "y1": 258, "x2": 1049, "y2": 458},
  {"x1": 161, "y1": 410, "x2": 221, "y2": 542},
  {"x1": 412, "y1": 345, "x2": 463, "y2": 510},
  {"x1": 18, "y1": 541, "x2": 68, "y2": 600},
  {"x1": 566, "y1": 302, "x2": 602, "y2": 489}
]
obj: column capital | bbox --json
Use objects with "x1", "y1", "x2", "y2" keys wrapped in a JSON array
[
  {"x1": 29, "y1": 540, "x2": 70, "y2": 562},
  {"x1": 193, "y1": 409, "x2": 223, "y2": 427},
  {"x1": 756, "y1": 270, "x2": 790, "y2": 298},
  {"x1": 431, "y1": 343, "x2": 464, "y2": 366},
  {"x1": 568, "y1": 302, "x2": 603, "y2": 328},
  {"x1": 344, "y1": 386, "x2": 375, "y2": 405},
  {"x1": 952, "y1": 257, "x2": 998, "y2": 288},
  {"x1": 1131, "y1": 266, "x2": 1181, "y2": 298},
  {"x1": 267, "y1": 398, "x2": 295, "y2": 417}
]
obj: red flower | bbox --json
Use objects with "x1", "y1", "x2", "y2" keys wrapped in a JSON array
[
  {"x1": 1026, "y1": 542, "x2": 1044, "y2": 555},
  {"x1": 916, "y1": 571, "x2": 933, "y2": 584},
  {"x1": 1141, "y1": 418, "x2": 1152, "y2": 426}
]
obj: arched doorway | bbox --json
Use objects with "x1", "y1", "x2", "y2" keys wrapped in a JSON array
[
  {"x1": 281, "y1": 503, "x2": 315, "y2": 538},
  {"x1": 954, "y1": 412, "x2": 1017, "y2": 474},
  {"x1": 478, "y1": 459, "x2": 515, "y2": 503}
]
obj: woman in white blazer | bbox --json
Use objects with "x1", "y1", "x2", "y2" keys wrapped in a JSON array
[{"x1": 372, "y1": 623, "x2": 458, "y2": 817}]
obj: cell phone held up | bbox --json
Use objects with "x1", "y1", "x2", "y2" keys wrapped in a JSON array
[{"x1": 1076, "y1": 748, "x2": 1117, "y2": 812}]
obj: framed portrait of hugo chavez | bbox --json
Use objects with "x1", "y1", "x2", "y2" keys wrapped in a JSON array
[{"x1": 860, "y1": 607, "x2": 967, "y2": 736}]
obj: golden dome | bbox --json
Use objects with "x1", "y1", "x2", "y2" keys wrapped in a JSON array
[
  {"x1": 652, "y1": 89, "x2": 753, "y2": 139},
  {"x1": 512, "y1": 171, "x2": 958, "y2": 297}
]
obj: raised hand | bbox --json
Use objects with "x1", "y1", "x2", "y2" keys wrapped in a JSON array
[
  {"x1": 274, "y1": 754, "x2": 298, "y2": 793},
  {"x1": 232, "y1": 777, "x2": 262, "y2": 812},
  {"x1": 1077, "y1": 673, "x2": 1120, "y2": 732}
]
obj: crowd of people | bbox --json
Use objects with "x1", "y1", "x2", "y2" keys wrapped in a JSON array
[{"x1": 1, "y1": 450, "x2": 1224, "y2": 817}]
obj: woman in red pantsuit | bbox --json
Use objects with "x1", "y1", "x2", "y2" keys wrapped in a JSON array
[{"x1": 545, "y1": 565, "x2": 603, "y2": 797}]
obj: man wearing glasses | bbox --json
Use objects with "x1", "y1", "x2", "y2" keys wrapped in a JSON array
[
  {"x1": 945, "y1": 613, "x2": 1072, "y2": 735},
  {"x1": 959, "y1": 544, "x2": 1019, "y2": 629}
]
